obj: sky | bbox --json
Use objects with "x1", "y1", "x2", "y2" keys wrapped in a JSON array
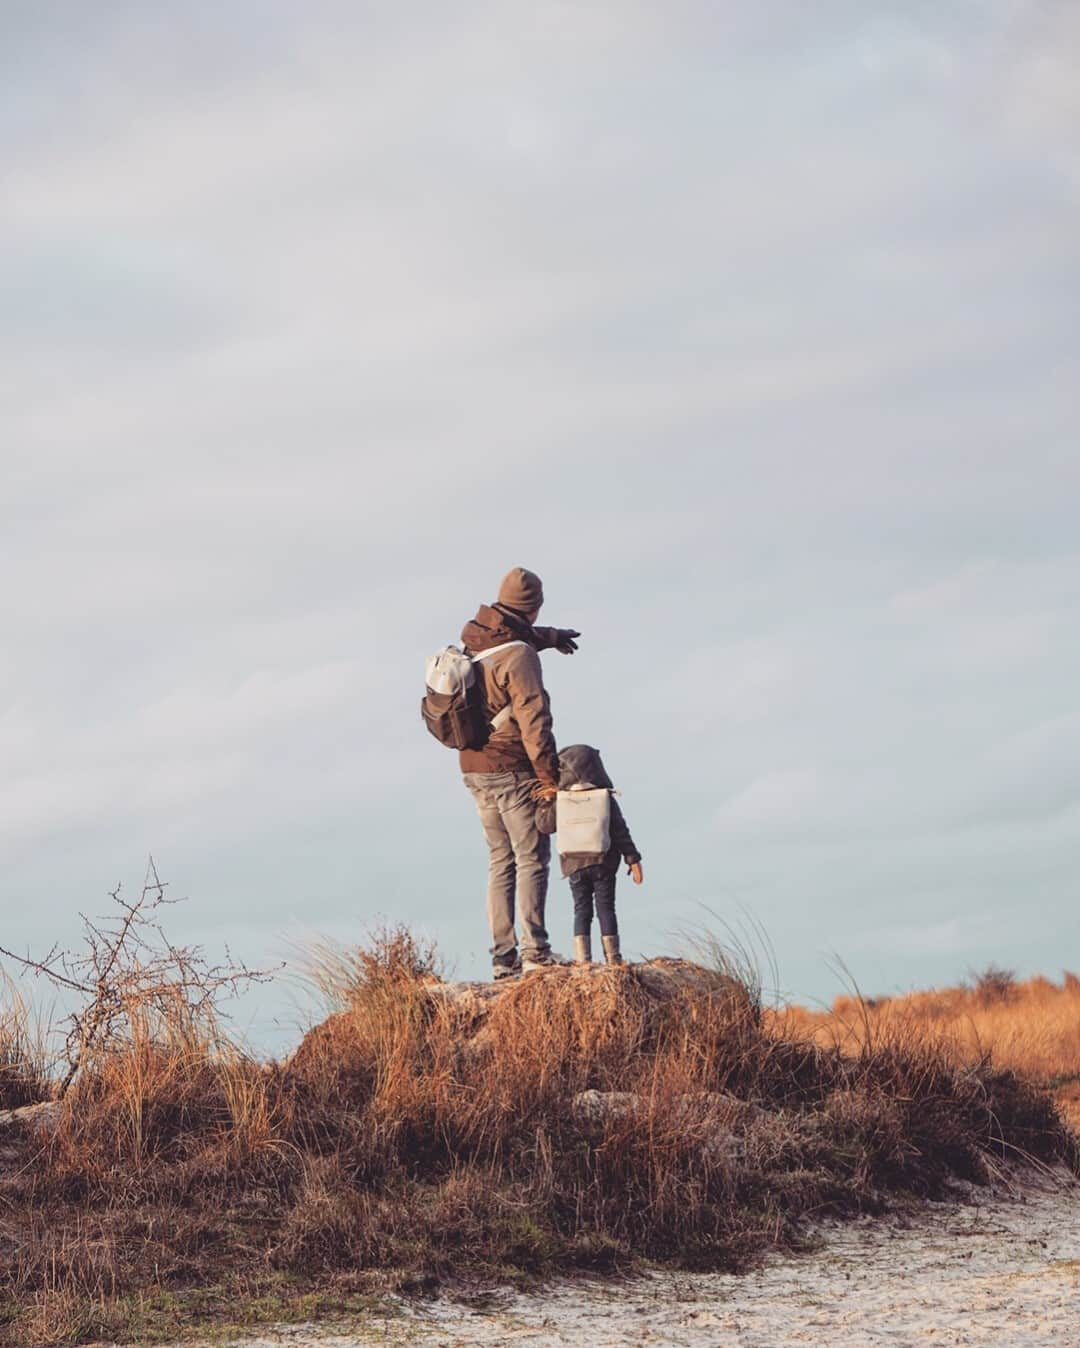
[{"x1": 2, "y1": 2, "x2": 1078, "y2": 1049}]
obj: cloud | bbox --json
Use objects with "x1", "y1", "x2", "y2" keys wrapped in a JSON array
[
  {"x1": 716, "y1": 769, "x2": 822, "y2": 832},
  {"x1": 1, "y1": 2, "x2": 1078, "y2": 1019},
  {"x1": 994, "y1": 2, "x2": 1080, "y2": 190}
]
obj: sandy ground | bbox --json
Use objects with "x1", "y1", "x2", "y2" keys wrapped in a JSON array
[{"x1": 153, "y1": 1171, "x2": 1080, "y2": 1348}]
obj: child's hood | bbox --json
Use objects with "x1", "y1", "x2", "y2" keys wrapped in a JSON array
[{"x1": 558, "y1": 744, "x2": 614, "y2": 791}]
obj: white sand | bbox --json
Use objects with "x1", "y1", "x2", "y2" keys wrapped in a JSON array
[{"x1": 152, "y1": 1171, "x2": 1080, "y2": 1348}]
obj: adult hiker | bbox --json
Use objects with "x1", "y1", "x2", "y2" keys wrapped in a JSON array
[{"x1": 459, "y1": 567, "x2": 580, "y2": 979}]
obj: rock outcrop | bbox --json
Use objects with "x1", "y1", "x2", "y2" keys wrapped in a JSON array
[
  {"x1": 0, "y1": 1098, "x2": 61, "y2": 1136},
  {"x1": 288, "y1": 957, "x2": 757, "y2": 1080}
]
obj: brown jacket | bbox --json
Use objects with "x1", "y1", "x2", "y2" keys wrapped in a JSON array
[{"x1": 458, "y1": 604, "x2": 561, "y2": 786}]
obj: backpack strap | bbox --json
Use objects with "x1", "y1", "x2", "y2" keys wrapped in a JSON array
[
  {"x1": 472, "y1": 640, "x2": 528, "y2": 733},
  {"x1": 490, "y1": 704, "x2": 514, "y2": 733},
  {"x1": 472, "y1": 640, "x2": 528, "y2": 661}
]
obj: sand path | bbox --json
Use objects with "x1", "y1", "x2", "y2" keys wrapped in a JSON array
[{"x1": 156, "y1": 1172, "x2": 1080, "y2": 1348}]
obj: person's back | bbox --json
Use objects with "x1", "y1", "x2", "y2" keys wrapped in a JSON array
[
  {"x1": 552, "y1": 744, "x2": 643, "y2": 965},
  {"x1": 459, "y1": 601, "x2": 559, "y2": 785},
  {"x1": 458, "y1": 568, "x2": 580, "y2": 978}
]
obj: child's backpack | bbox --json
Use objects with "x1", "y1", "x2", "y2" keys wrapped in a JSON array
[
  {"x1": 421, "y1": 642, "x2": 525, "y2": 750},
  {"x1": 555, "y1": 786, "x2": 612, "y2": 856}
]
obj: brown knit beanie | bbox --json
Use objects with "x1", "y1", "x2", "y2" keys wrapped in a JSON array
[{"x1": 497, "y1": 567, "x2": 544, "y2": 613}]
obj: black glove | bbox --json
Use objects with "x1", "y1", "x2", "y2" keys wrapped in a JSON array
[{"x1": 554, "y1": 628, "x2": 580, "y2": 654}]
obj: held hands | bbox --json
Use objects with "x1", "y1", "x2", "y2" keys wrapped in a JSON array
[
  {"x1": 554, "y1": 629, "x2": 581, "y2": 654},
  {"x1": 628, "y1": 861, "x2": 643, "y2": 885},
  {"x1": 532, "y1": 781, "x2": 559, "y2": 802}
]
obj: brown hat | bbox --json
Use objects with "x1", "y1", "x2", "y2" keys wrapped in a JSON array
[{"x1": 497, "y1": 567, "x2": 544, "y2": 613}]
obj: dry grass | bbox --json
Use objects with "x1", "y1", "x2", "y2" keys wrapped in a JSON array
[
  {"x1": 0, "y1": 978, "x2": 50, "y2": 1111},
  {"x1": 1, "y1": 933, "x2": 1076, "y2": 1346},
  {"x1": 775, "y1": 967, "x2": 1080, "y2": 1130}
]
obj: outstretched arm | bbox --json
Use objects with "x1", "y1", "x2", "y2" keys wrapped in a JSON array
[{"x1": 532, "y1": 625, "x2": 581, "y2": 654}]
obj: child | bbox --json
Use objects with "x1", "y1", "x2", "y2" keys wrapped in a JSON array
[{"x1": 553, "y1": 744, "x2": 643, "y2": 965}]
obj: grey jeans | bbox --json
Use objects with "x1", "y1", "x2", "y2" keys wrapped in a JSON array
[{"x1": 463, "y1": 771, "x2": 552, "y2": 967}]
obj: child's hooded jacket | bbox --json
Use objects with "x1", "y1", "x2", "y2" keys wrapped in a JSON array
[{"x1": 548, "y1": 744, "x2": 642, "y2": 878}]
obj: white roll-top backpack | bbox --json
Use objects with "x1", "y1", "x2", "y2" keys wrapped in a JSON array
[
  {"x1": 555, "y1": 785, "x2": 612, "y2": 856},
  {"x1": 421, "y1": 641, "x2": 526, "y2": 750}
]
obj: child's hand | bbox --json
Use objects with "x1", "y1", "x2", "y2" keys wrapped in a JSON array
[{"x1": 629, "y1": 862, "x2": 643, "y2": 885}]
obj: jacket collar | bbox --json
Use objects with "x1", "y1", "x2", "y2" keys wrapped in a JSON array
[
  {"x1": 462, "y1": 604, "x2": 540, "y2": 654},
  {"x1": 491, "y1": 603, "x2": 539, "y2": 643}
]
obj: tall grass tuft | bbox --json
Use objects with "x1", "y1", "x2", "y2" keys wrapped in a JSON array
[{"x1": 0, "y1": 976, "x2": 50, "y2": 1111}]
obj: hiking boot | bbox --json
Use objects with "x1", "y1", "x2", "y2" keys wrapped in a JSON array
[
  {"x1": 573, "y1": 934, "x2": 593, "y2": 964},
  {"x1": 601, "y1": 935, "x2": 624, "y2": 965},
  {"x1": 521, "y1": 950, "x2": 567, "y2": 973},
  {"x1": 492, "y1": 957, "x2": 522, "y2": 981}
]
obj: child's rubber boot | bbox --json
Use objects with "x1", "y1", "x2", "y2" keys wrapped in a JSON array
[
  {"x1": 602, "y1": 935, "x2": 624, "y2": 965},
  {"x1": 573, "y1": 934, "x2": 592, "y2": 964}
]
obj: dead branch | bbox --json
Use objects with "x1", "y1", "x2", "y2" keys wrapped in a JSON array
[{"x1": 0, "y1": 856, "x2": 279, "y2": 1095}]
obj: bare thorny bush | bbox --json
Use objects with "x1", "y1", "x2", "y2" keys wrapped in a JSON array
[{"x1": 0, "y1": 857, "x2": 276, "y2": 1097}]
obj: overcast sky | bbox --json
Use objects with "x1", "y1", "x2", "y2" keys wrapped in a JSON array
[{"x1": 3, "y1": 2, "x2": 1078, "y2": 1047}]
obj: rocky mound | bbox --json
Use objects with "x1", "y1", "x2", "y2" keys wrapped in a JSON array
[{"x1": 288, "y1": 957, "x2": 757, "y2": 1081}]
